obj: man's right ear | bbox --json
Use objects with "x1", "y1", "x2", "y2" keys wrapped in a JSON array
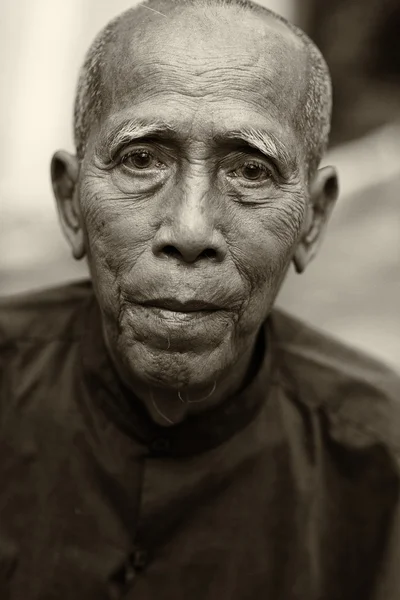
[{"x1": 51, "y1": 150, "x2": 85, "y2": 260}]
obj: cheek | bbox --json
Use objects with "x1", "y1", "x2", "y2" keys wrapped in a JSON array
[
  {"x1": 79, "y1": 177, "x2": 155, "y2": 305},
  {"x1": 226, "y1": 197, "x2": 305, "y2": 315}
]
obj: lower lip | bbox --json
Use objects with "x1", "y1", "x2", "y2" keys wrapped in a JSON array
[
  {"x1": 141, "y1": 305, "x2": 217, "y2": 322},
  {"x1": 124, "y1": 303, "x2": 227, "y2": 349}
]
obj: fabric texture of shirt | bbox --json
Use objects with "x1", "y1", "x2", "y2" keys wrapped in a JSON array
[{"x1": 1, "y1": 280, "x2": 400, "y2": 600}]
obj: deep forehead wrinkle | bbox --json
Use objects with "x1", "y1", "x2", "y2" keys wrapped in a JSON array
[
  {"x1": 122, "y1": 6, "x2": 307, "y2": 64},
  {"x1": 102, "y1": 6, "x2": 308, "y2": 133},
  {"x1": 105, "y1": 1, "x2": 306, "y2": 83}
]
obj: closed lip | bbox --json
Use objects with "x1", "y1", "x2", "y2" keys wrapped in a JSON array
[{"x1": 140, "y1": 298, "x2": 222, "y2": 313}]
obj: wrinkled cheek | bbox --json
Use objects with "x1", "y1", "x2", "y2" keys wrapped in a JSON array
[
  {"x1": 233, "y1": 219, "x2": 300, "y2": 329},
  {"x1": 85, "y1": 234, "x2": 122, "y2": 322},
  {"x1": 81, "y1": 211, "x2": 130, "y2": 321},
  {"x1": 239, "y1": 230, "x2": 291, "y2": 291}
]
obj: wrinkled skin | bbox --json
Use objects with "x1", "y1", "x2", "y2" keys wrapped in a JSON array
[{"x1": 52, "y1": 4, "x2": 338, "y2": 426}]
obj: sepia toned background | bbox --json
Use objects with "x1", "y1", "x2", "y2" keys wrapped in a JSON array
[{"x1": 0, "y1": 0, "x2": 399, "y2": 370}]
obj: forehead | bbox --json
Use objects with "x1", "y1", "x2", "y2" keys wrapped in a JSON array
[{"x1": 99, "y1": 6, "x2": 308, "y2": 147}]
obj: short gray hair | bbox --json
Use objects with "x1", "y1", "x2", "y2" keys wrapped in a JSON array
[{"x1": 73, "y1": 0, "x2": 332, "y2": 179}]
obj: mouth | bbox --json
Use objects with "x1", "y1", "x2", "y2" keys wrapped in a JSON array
[
  {"x1": 136, "y1": 298, "x2": 223, "y2": 323},
  {"x1": 140, "y1": 298, "x2": 222, "y2": 313},
  {"x1": 123, "y1": 295, "x2": 231, "y2": 348}
]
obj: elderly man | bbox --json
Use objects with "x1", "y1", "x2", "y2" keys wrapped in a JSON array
[{"x1": 1, "y1": 0, "x2": 399, "y2": 598}]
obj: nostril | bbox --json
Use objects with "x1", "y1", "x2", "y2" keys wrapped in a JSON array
[
  {"x1": 160, "y1": 245, "x2": 218, "y2": 261},
  {"x1": 201, "y1": 249, "x2": 217, "y2": 260},
  {"x1": 162, "y1": 245, "x2": 182, "y2": 259}
]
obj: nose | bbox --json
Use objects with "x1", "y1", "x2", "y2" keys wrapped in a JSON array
[{"x1": 152, "y1": 188, "x2": 227, "y2": 264}]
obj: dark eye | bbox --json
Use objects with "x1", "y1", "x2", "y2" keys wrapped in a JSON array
[
  {"x1": 239, "y1": 162, "x2": 271, "y2": 181},
  {"x1": 121, "y1": 149, "x2": 162, "y2": 171}
]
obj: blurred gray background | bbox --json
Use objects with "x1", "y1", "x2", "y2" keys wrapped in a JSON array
[{"x1": 0, "y1": 0, "x2": 399, "y2": 370}]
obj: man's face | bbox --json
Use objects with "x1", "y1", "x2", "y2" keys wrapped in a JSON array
[{"x1": 76, "y1": 7, "x2": 310, "y2": 393}]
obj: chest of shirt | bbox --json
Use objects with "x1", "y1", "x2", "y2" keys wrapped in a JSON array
[{"x1": 2, "y1": 383, "x2": 396, "y2": 600}]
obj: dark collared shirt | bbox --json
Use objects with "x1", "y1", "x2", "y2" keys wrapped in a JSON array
[{"x1": 1, "y1": 280, "x2": 400, "y2": 600}]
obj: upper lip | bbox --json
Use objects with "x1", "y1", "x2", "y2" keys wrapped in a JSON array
[{"x1": 141, "y1": 298, "x2": 222, "y2": 312}]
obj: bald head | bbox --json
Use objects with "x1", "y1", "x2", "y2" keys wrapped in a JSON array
[{"x1": 74, "y1": 0, "x2": 332, "y2": 178}]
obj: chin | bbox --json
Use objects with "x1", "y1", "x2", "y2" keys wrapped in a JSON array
[
  {"x1": 104, "y1": 303, "x2": 234, "y2": 388},
  {"x1": 119, "y1": 334, "x2": 229, "y2": 392}
]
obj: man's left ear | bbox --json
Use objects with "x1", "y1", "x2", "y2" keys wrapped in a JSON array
[
  {"x1": 293, "y1": 165, "x2": 339, "y2": 274},
  {"x1": 51, "y1": 150, "x2": 85, "y2": 260}
]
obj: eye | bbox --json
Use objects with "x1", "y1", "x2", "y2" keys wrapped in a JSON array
[
  {"x1": 120, "y1": 149, "x2": 165, "y2": 171},
  {"x1": 236, "y1": 161, "x2": 272, "y2": 182}
]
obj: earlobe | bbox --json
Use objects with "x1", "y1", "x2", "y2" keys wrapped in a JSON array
[
  {"x1": 293, "y1": 245, "x2": 308, "y2": 274},
  {"x1": 293, "y1": 165, "x2": 339, "y2": 274},
  {"x1": 51, "y1": 150, "x2": 85, "y2": 260}
]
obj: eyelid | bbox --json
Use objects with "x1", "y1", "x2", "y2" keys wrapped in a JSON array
[
  {"x1": 115, "y1": 138, "x2": 178, "y2": 162},
  {"x1": 246, "y1": 151, "x2": 282, "y2": 178},
  {"x1": 113, "y1": 148, "x2": 173, "y2": 177},
  {"x1": 120, "y1": 148, "x2": 155, "y2": 162},
  {"x1": 221, "y1": 149, "x2": 274, "y2": 169},
  {"x1": 238, "y1": 158, "x2": 271, "y2": 171},
  {"x1": 118, "y1": 143, "x2": 157, "y2": 161},
  {"x1": 118, "y1": 152, "x2": 163, "y2": 175},
  {"x1": 226, "y1": 155, "x2": 278, "y2": 182}
]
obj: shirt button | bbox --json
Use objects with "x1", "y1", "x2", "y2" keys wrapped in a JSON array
[
  {"x1": 124, "y1": 565, "x2": 136, "y2": 584},
  {"x1": 131, "y1": 548, "x2": 149, "y2": 571},
  {"x1": 150, "y1": 437, "x2": 171, "y2": 454},
  {"x1": 108, "y1": 562, "x2": 136, "y2": 599}
]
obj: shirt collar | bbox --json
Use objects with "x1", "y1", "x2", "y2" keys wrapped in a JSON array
[{"x1": 81, "y1": 295, "x2": 272, "y2": 457}]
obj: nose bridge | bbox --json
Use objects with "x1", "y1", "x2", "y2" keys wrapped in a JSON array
[
  {"x1": 153, "y1": 171, "x2": 226, "y2": 263},
  {"x1": 174, "y1": 176, "x2": 213, "y2": 235}
]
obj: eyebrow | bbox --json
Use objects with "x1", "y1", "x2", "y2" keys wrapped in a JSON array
[
  {"x1": 219, "y1": 128, "x2": 296, "y2": 175},
  {"x1": 100, "y1": 118, "x2": 296, "y2": 175},
  {"x1": 101, "y1": 118, "x2": 176, "y2": 159}
]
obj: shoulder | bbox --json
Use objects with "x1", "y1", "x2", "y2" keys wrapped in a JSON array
[
  {"x1": 0, "y1": 280, "x2": 94, "y2": 420},
  {"x1": 269, "y1": 308, "x2": 400, "y2": 453},
  {"x1": 0, "y1": 279, "x2": 93, "y2": 348}
]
